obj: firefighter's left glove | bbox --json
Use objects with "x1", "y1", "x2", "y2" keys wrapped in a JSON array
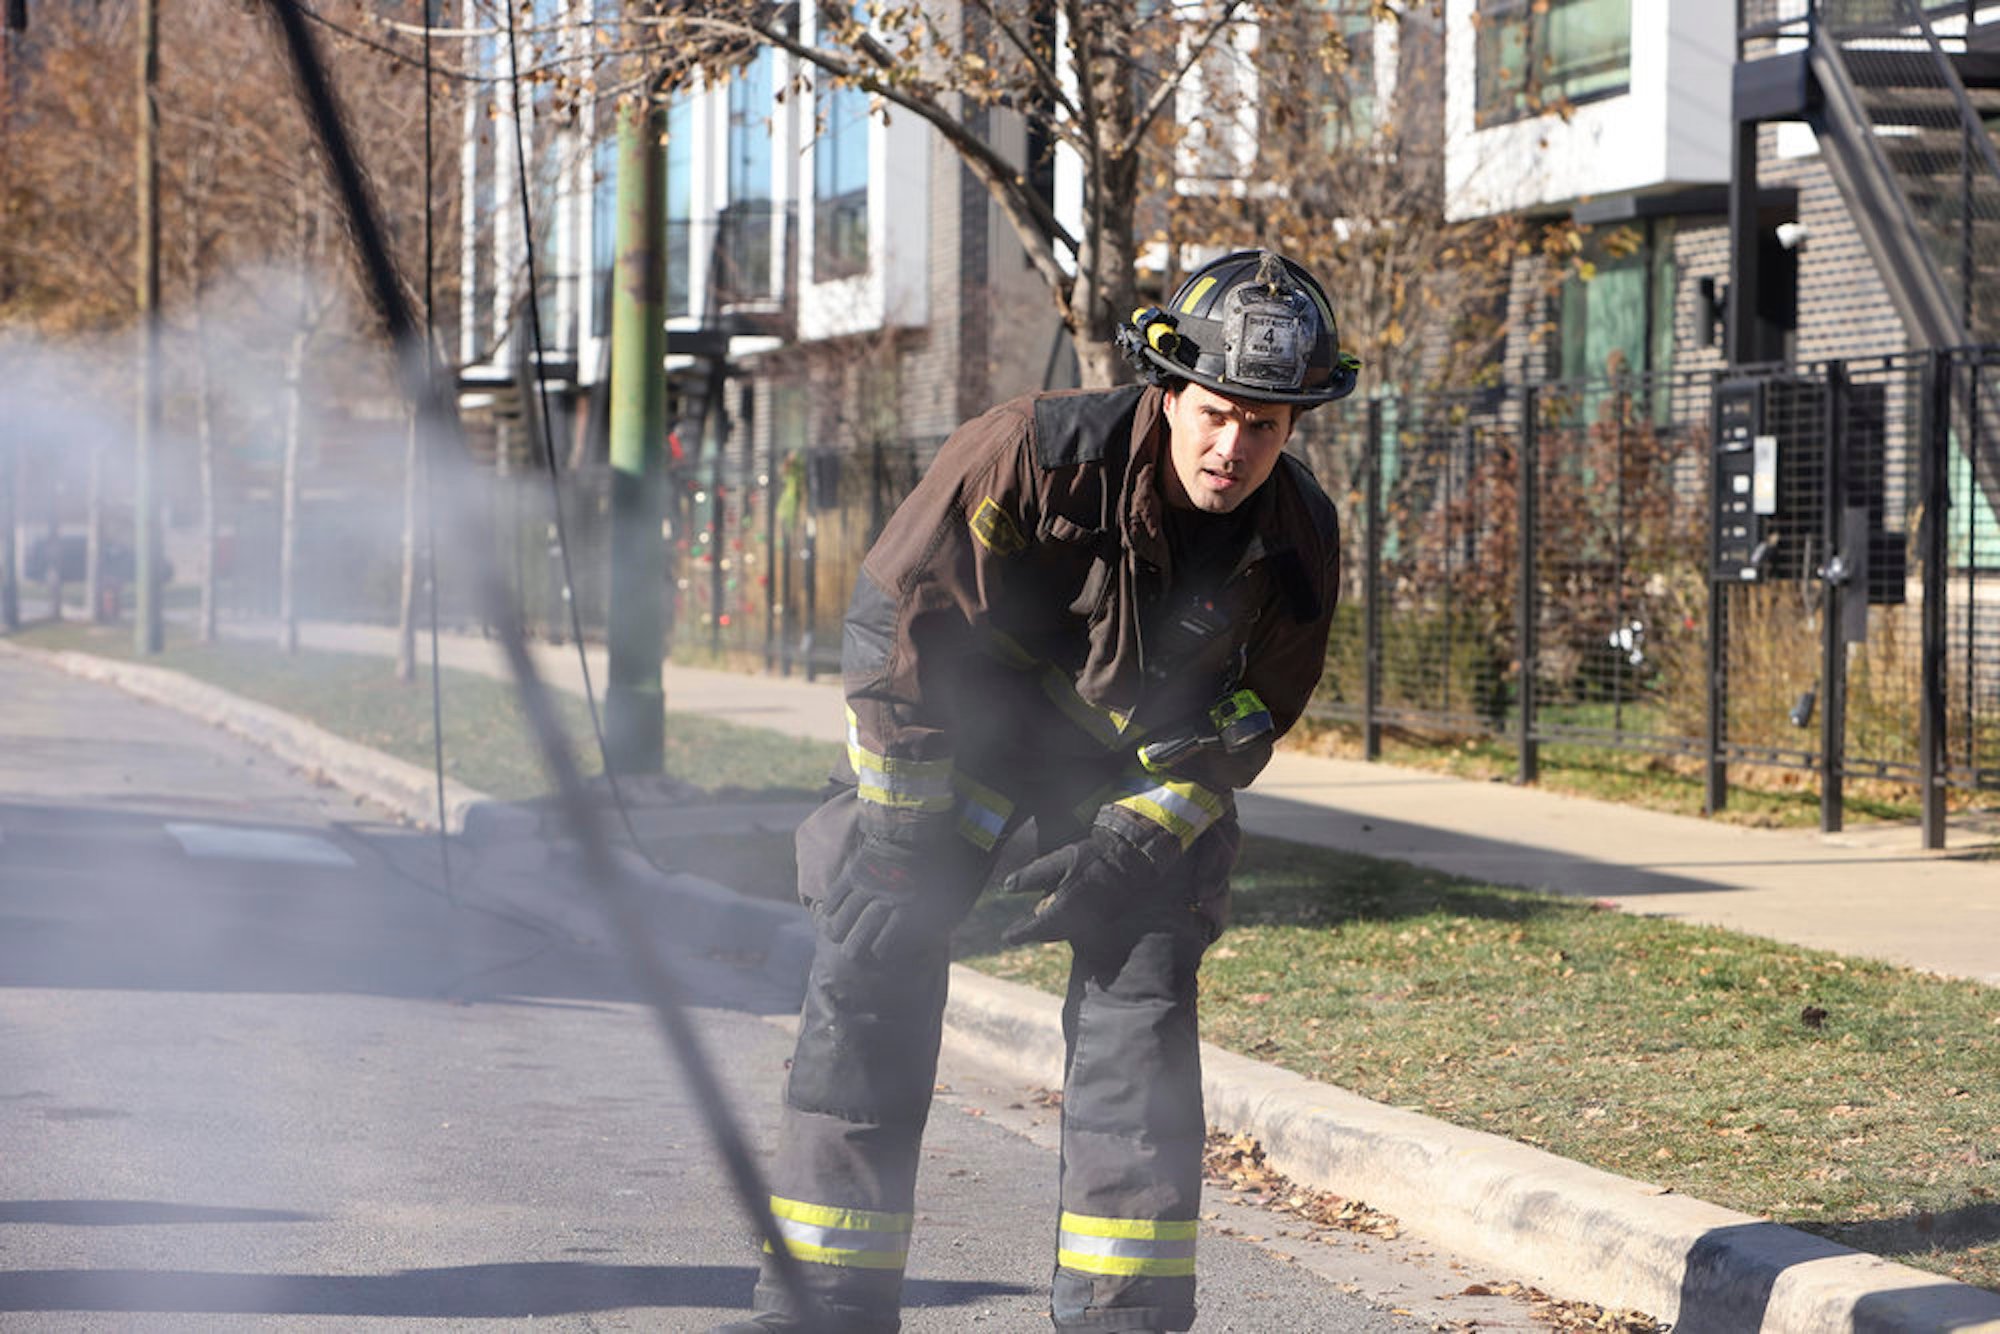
[
  {"x1": 821, "y1": 837, "x2": 950, "y2": 965},
  {"x1": 999, "y1": 825, "x2": 1156, "y2": 947}
]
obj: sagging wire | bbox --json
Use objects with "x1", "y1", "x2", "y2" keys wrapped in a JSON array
[
  {"x1": 293, "y1": 0, "x2": 481, "y2": 82},
  {"x1": 256, "y1": 2, "x2": 820, "y2": 1323},
  {"x1": 493, "y1": 1, "x2": 696, "y2": 893},
  {"x1": 421, "y1": 0, "x2": 453, "y2": 897}
]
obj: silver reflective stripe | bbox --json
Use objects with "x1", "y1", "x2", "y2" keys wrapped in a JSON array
[
  {"x1": 845, "y1": 707, "x2": 954, "y2": 813},
  {"x1": 952, "y1": 772, "x2": 1014, "y2": 851},
  {"x1": 957, "y1": 798, "x2": 1008, "y2": 849},
  {"x1": 1057, "y1": 1231, "x2": 1198, "y2": 1262},
  {"x1": 1111, "y1": 771, "x2": 1225, "y2": 848},
  {"x1": 1057, "y1": 1212, "x2": 1198, "y2": 1278},
  {"x1": 766, "y1": 1196, "x2": 912, "y2": 1271}
]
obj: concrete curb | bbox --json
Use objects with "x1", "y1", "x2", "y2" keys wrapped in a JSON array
[
  {"x1": 0, "y1": 640, "x2": 821, "y2": 1006},
  {"x1": 939, "y1": 965, "x2": 2000, "y2": 1333},
  {"x1": 15, "y1": 638, "x2": 1998, "y2": 1331},
  {"x1": 2, "y1": 641, "x2": 489, "y2": 833}
]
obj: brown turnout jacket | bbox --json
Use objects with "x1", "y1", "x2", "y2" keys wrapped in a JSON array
[{"x1": 840, "y1": 383, "x2": 1341, "y2": 867}]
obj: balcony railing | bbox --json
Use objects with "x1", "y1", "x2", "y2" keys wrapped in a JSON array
[{"x1": 666, "y1": 200, "x2": 798, "y2": 338}]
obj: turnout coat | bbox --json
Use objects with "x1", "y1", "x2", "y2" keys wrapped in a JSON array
[{"x1": 831, "y1": 381, "x2": 1342, "y2": 879}]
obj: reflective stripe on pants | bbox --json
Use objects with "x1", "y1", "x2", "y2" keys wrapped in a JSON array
[
  {"x1": 1051, "y1": 825, "x2": 1227, "y2": 1333},
  {"x1": 766, "y1": 1196, "x2": 914, "y2": 1270},
  {"x1": 1057, "y1": 1211, "x2": 1198, "y2": 1277},
  {"x1": 750, "y1": 788, "x2": 990, "y2": 1332}
]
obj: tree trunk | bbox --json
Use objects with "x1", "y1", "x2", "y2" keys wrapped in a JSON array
[
  {"x1": 280, "y1": 173, "x2": 309, "y2": 656},
  {"x1": 1068, "y1": 151, "x2": 1140, "y2": 389},
  {"x1": 395, "y1": 413, "x2": 418, "y2": 681},
  {"x1": 279, "y1": 325, "x2": 304, "y2": 656},
  {"x1": 84, "y1": 444, "x2": 104, "y2": 622},
  {"x1": 1067, "y1": 22, "x2": 1142, "y2": 391},
  {"x1": 44, "y1": 499, "x2": 60, "y2": 623},
  {"x1": 196, "y1": 299, "x2": 218, "y2": 642},
  {"x1": 0, "y1": 437, "x2": 17, "y2": 632}
]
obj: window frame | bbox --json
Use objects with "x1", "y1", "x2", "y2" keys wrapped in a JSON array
[
  {"x1": 1474, "y1": 0, "x2": 1632, "y2": 130},
  {"x1": 813, "y1": 78, "x2": 871, "y2": 282}
]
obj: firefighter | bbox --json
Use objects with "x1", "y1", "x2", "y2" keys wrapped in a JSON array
[{"x1": 713, "y1": 250, "x2": 1357, "y2": 1333}]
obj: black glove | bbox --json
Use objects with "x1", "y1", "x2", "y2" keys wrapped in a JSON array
[
  {"x1": 821, "y1": 837, "x2": 951, "y2": 965},
  {"x1": 999, "y1": 825, "x2": 1157, "y2": 947}
]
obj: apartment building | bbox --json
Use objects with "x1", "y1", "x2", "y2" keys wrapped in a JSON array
[
  {"x1": 1441, "y1": 0, "x2": 1929, "y2": 383},
  {"x1": 456, "y1": 1, "x2": 1071, "y2": 475}
]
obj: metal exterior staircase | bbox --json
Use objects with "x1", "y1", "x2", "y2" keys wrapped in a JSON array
[{"x1": 1803, "y1": 0, "x2": 2000, "y2": 512}]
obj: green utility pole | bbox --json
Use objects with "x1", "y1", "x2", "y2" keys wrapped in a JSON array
[
  {"x1": 133, "y1": 0, "x2": 162, "y2": 654},
  {"x1": 603, "y1": 95, "x2": 668, "y2": 773}
]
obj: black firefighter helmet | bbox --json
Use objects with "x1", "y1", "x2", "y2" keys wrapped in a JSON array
[{"x1": 1117, "y1": 249, "x2": 1360, "y2": 407}]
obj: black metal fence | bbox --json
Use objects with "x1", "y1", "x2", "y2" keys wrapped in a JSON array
[
  {"x1": 1289, "y1": 350, "x2": 1998, "y2": 843},
  {"x1": 684, "y1": 353, "x2": 1995, "y2": 842},
  {"x1": 653, "y1": 354, "x2": 1996, "y2": 840},
  {"x1": 251, "y1": 351, "x2": 1998, "y2": 844}
]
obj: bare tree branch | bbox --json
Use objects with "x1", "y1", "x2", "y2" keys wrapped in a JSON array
[
  {"x1": 965, "y1": 0, "x2": 1080, "y2": 126},
  {"x1": 1119, "y1": 0, "x2": 1247, "y2": 163},
  {"x1": 654, "y1": 10, "x2": 1080, "y2": 288}
]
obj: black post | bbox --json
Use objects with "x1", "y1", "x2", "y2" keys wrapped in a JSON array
[
  {"x1": 764, "y1": 444, "x2": 778, "y2": 673},
  {"x1": 1727, "y1": 117, "x2": 1763, "y2": 369},
  {"x1": 779, "y1": 483, "x2": 794, "y2": 677},
  {"x1": 1363, "y1": 397, "x2": 1384, "y2": 761},
  {"x1": 1820, "y1": 361, "x2": 1849, "y2": 833},
  {"x1": 705, "y1": 362, "x2": 726, "y2": 658},
  {"x1": 1705, "y1": 396, "x2": 1730, "y2": 814},
  {"x1": 1711, "y1": 52, "x2": 1762, "y2": 818},
  {"x1": 801, "y1": 511, "x2": 819, "y2": 683},
  {"x1": 1517, "y1": 385, "x2": 1540, "y2": 784},
  {"x1": 1919, "y1": 351, "x2": 1950, "y2": 849},
  {"x1": 869, "y1": 436, "x2": 885, "y2": 542}
]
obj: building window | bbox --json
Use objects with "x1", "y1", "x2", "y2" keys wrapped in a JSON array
[
  {"x1": 1558, "y1": 219, "x2": 1675, "y2": 407},
  {"x1": 591, "y1": 129, "x2": 617, "y2": 338},
  {"x1": 666, "y1": 96, "x2": 692, "y2": 318},
  {"x1": 724, "y1": 50, "x2": 775, "y2": 299},
  {"x1": 1318, "y1": 7, "x2": 1378, "y2": 151},
  {"x1": 814, "y1": 77, "x2": 870, "y2": 281},
  {"x1": 1475, "y1": 0, "x2": 1630, "y2": 128}
]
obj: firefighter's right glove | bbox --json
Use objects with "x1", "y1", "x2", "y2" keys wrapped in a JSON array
[
  {"x1": 820, "y1": 838, "x2": 948, "y2": 965},
  {"x1": 999, "y1": 826, "x2": 1155, "y2": 947}
]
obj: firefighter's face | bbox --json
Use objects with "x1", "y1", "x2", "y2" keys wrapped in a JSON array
[{"x1": 1161, "y1": 382, "x2": 1294, "y2": 513}]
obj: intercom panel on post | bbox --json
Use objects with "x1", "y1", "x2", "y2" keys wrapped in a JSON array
[{"x1": 1711, "y1": 380, "x2": 1778, "y2": 583}]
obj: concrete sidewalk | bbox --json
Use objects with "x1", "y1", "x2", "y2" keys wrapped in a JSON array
[
  {"x1": 236, "y1": 617, "x2": 2000, "y2": 985},
  {"x1": 29, "y1": 622, "x2": 2000, "y2": 1331}
]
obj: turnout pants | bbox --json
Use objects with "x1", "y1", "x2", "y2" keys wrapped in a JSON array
[{"x1": 750, "y1": 789, "x2": 1230, "y2": 1333}]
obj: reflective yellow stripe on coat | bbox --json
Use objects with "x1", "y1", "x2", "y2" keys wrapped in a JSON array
[
  {"x1": 1057, "y1": 1211, "x2": 1197, "y2": 1277},
  {"x1": 952, "y1": 771, "x2": 1015, "y2": 851},
  {"x1": 845, "y1": 707, "x2": 954, "y2": 814},
  {"x1": 764, "y1": 1196, "x2": 913, "y2": 1271},
  {"x1": 1108, "y1": 770, "x2": 1226, "y2": 851}
]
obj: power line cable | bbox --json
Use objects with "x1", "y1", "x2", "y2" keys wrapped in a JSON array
[
  {"x1": 494, "y1": 3, "x2": 693, "y2": 890},
  {"x1": 297, "y1": 0, "x2": 672, "y2": 92},
  {"x1": 257, "y1": 4, "x2": 820, "y2": 1323},
  {"x1": 294, "y1": 0, "x2": 480, "y2": 82}
]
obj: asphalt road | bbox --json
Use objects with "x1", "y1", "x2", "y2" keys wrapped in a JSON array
[{"x1": 0, "y1": 650, "x2": 1496, "y2": 1332}]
